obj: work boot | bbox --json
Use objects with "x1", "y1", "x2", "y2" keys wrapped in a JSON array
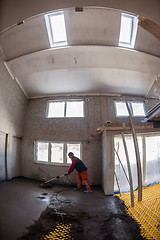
[{"x1": 84, "y1": 190, "x2": 92, "y2": 193}]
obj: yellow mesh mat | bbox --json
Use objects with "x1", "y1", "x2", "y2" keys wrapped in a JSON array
[
  {"x1": 41, "y1": 222, "x2": 74, "y2": 240},
  {"x1": 117, "y1": 183, "x2": 160, "y2": 240}
]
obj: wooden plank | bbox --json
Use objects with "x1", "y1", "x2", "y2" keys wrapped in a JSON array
[
  {"x1": 121, "y1": 132, "x2": 134, "y2": 207},
  {"x1": 90, "y1": 122, "x2": 154, "y2": 136},
  {"x1": 138, "y1": 16, "x2": 160, "y2": 41},
  {"x1": 98, "y1": 124, "x2": 154, "y2": 131},
  {"x1": 124, "y1": 96, "x2": 142, "y2": 202},
  {"x1": 90, "y1": 130, "x2": 103, "y2": 137}
]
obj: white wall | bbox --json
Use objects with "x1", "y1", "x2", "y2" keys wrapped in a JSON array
[{"x1": 1, "y1": 0, "x2": 160, "y2": 32}]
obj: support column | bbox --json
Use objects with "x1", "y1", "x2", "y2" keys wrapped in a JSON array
[{"x1": 102, "y1": 131, "x2": 114, "y2": 195}]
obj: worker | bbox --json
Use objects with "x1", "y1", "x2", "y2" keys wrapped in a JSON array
[{"x1": 66, "y1": 152, "x2": 92, "y2": 193}]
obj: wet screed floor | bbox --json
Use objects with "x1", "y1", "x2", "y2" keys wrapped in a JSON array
[{"x1": 0, "y1": 178, "x2": 144, "y2": 240}]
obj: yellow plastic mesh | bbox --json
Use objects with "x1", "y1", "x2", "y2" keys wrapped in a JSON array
[
  {"x1": 117, "y1": 183, "x2": 160, "y2": 240},
  {"x1": 41, "y1": 222, "x2": 74, "y2": 240}
]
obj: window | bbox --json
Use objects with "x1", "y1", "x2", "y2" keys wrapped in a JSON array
[
  {"x1": 131, "y1": 102, "x2": 145, "y2": 116},
  {"x1": 67, "y1": 143, "x2": 81, "y2": 163},
  {"x1": 35, "y1": 141, "x2": 81, "y2": 164},
  {"x1": 47, "y1": 100, "x2": 84, "y2": 118},
  {"x1": 119, "y1": 13, "x2": 138, "y2": 48},
  {"x1": 114, "y1": 135, "x2": 143, "y2": 192},
  {"x1": 45, "y1": 11, "x2": 67, "y2": 47},
  {"x1": 51, "y1": 143, "x2": 64, "y2": 163},
  {"x1": 37, "y1": 142, "x2": 49, "y2": 162},
  {"x1": 115, "y1": 101, "x2": 145, "y2": 117},
  {"x1": 114, "y1": 133, "x2": 160, "y2": 193}
]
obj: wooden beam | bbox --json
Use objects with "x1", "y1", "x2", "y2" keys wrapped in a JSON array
[
  {"x1": 124, "y1": 96, "x2": 142, "y2": 202},
  {"x1": 121, "y1": 132, "x2": 134, "y2": 207},
  {"x1": 98, "y1": 122, "x2": 154, "y2": 131},
  {"x1": 138, "y1": 16, "x2": 160, "y2": 42},
  {"x1": 90, "y1": 122, "x2": 154, "y2": 136},
  {"x1": 90, "y1": 130, "x2": 103, "y2": 137}
]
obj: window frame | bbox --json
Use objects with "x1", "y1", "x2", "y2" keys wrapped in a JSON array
[
  {"x1": 46, "y1": 99, "x2": 85, "y2": 118},
  {"x1": 45, "y1": 11, "x2": 67, "y2": 47},
  {"x1": 35, "y1": 140, "x2": 82, "y2": 165},
  {"x1": 114, "y1": 101, "x2": 146, "y2": 117},
  {"x1": 119, "y1": 13, "x2": 138, "y2": 49}
]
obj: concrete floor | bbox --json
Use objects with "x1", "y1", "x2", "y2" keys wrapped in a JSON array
[
  {"x1": 0, "y1": 178, "x2": 144, "y2": 240},
  {"x1": 0, "y1": 178, "x2": 50, "y2": 240}
]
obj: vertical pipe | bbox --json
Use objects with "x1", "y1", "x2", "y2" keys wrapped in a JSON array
[
  {"x1": 121, "y1": 132, "x2": 134, "y2": 207},
  {"x1": 142, "y1": 136, "x2": 146, "y2": 185},
  {"x1": 5, "y1": 134, "x2": 8, "y2": 180},
  {"x1": 124, "y1": 96, "x2": 142, "y2": 201}
]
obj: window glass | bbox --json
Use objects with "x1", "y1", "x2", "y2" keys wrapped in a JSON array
[
  {"x1": 115, "y1": 102, "x2": 129, "y2": 116},
  {"x1": 131, "y1": 102, "x2": 145, "y2": 116},
  {"x1": 47, "y1": 100, "x2": 84, "y2": 118},
  {"x1": 115, "y1": 101, "x2": 145, "y2": 117},
  {"x1": 114, "y1": 135, "x2": 142, "y2": 192},
  {"x1": 119, "y1": 13, "x2": 138, "y2": 48},
  {"x1": 67, "y1": 143, "x2": 81, "y2": 163},
  {"x1": 48, "y1": 102, "x2": 65, "y2": 118},
  {"x1": 36, "y1": 141, "x2": 81, "y2": 165},
  {"x1": 119, "y1": 15, "x2": 132, "y2": 44},
  {"x1": 51, "y1": 143, "x2": 64, "y2": 163},
  {"x1": 66, "y1": 101, "x2": 84, "y2": 117},
  {"x1": 50, "y1": 12, "x2": 67, "y2": 43},
  {"x1": 37, "y1": 142, "x2": 48, "y2": 162},
  {"x1": 45, "y1": 11, "x2": 67, "y2": 47},
  {"x1": 145, "y1": 136, "x2": 160, "y2": 184}
]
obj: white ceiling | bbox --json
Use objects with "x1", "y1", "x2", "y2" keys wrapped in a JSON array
[{"x1": 0, "y1": 7, "x2": 160, "y2": 99}]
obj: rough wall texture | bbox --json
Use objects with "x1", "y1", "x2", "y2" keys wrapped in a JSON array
[
  {"x1": 21, "y1": 96, "x2": 103, "y2": 185},
  {"x1": 21, "y1": 94, "x2": 159, "y2": 187},
  {"x1": 0, "y1": 51, "x2": 28, "y2": 179}
]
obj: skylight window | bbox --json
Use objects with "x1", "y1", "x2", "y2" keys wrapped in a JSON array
[
  {"x1": 45, "y1": 11, "x2": 67, "y2": 47},
  {"x1": 119, "y1": 13, "x2": 138, "y2": 48}
]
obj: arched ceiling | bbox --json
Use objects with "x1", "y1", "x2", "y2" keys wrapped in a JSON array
[{"x1": 0, "y1": 7, "x2": 160, "y2": 98}]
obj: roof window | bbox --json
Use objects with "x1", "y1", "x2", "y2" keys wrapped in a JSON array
[
  {"x1": 119, "y1": 13, "x2": 138, "y2": 48},
  {"x1": 45, "y1": 11, "x2": 67, "y2": 47}
]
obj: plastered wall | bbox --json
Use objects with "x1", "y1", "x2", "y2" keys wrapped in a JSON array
[
  {"x1": 1, "y1": 0, "x2": 160, "y2": 32},
  {"x1": 21, "y1": 95, "x2": 159, "y2": 188},
  {"x1": 0, "y1": 51, "x2": 28, "y2": 179}
]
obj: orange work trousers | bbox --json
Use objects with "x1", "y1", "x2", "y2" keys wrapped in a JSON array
[{"x1": 77, "y1": 170, "x2": 91, "y2": 191}]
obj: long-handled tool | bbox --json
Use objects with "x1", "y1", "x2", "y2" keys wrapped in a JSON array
[{"x1": 40, "y1": 174, "x2": 67, "y2": 188}]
